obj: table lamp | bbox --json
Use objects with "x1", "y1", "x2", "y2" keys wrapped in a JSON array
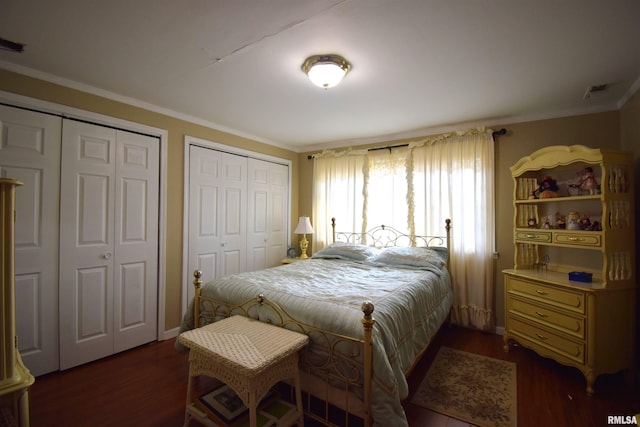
[{"x1": 294, "y1": 216, "x2": 314, "y2": 259}]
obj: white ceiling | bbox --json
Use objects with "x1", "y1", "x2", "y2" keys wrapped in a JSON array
[{"x1": 1, "y1": 1, "x2": 639, "y2": 152}]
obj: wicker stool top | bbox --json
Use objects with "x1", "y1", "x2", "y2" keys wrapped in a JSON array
[{"x1": 179, "y1": 315, "x2": 309, "y2": 376}]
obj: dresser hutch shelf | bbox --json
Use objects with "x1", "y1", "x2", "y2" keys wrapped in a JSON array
[{"x1": 503, "y1": 145, "x2": 635, "y2": 396}]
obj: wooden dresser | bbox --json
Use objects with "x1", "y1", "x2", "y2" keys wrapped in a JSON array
[
  {"x1": 0, "y1": 178, "x2": 34, "y2": 426},
  {"x1": 503, "y1": 145, "x2": 635, "y2": 396}
]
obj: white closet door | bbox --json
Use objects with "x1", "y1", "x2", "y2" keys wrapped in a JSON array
[
  {"x1": 0, "y1": 105, "x2": 61, "y2": 376},
  {"x1": 59, "y1": 121, "x2": 159, "y2": 369},
  {"x1": 113, "y1": 130, "x2": 159, "y2": 353},
  {"x1": 188, "y1": 145, "x2": 221, "y2": 293},
  {"x1": 187, "y1": 146, "x2": 246, "y2": 303},
  {"x1": 267, "y1": 162, "x2": 288, "y2": 267},
  {"x1": 218, "y1": 151, "x2": 247, "y2": 276},
  {"x1": 59, "y1": 120, "x2": 116, "y2": 369},
  {"x1": 247, "y1": 159, "x2": 288, "y2": 271}
]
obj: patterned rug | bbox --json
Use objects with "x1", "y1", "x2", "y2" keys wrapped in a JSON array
[{"x1": 411, "y1": 346, "x2": 517, "y2": 427}]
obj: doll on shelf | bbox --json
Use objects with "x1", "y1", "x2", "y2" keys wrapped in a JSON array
[
  {"x1": 579, "y1": 167, "x2": 598, "y2": 195},
  {"x1": 536, "y1": 176, "x2": 559, "y2": 199},
  {"x1": 568, "y1": 167, "x2": 599, "y2": 195}
]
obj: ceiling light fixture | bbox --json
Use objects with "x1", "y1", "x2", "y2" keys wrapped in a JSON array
[{"x1": 301, "y1": 54, "x2": 351, "y2": 89}]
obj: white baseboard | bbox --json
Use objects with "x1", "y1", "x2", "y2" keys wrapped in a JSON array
[
  {"x1": 493, "y1": 326, "x2": 505, "y2": 335},
  {"x1": 162, "y1": 327, "x2": 180, "y2": 341}
]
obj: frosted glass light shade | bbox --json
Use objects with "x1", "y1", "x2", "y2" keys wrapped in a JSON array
[
  {"x1": 302, "y1": 54, "x2": 351, "y2": 89},
  {"x1": 308, "y1": 63, "x2": 346, "y2": 88}
]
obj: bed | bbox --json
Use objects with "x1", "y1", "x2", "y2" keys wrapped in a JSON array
[{"x1": 177, "y1": 218, "x2": 453, "y2": 427}]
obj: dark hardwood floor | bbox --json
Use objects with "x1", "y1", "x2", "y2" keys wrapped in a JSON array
[{"x1": 29, "y1": 325, "x2": 639, "y2": 427}]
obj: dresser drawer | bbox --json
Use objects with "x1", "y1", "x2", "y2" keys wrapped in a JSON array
[
  {"x1": 515, "y1": 230, "x2": 552, "y2": 243},
  {"x1": 508, "y1": 317, "x2": 585, "y2": 365},
  {"x1": 507, "y1": 296, "x2": 585, "y2": 340},
  {"x1": 554, "y1": 232, "x2": 601, "y2": 247},
  {"x1": 506, "y1": 276, "x2": 585, "y2": 315}
]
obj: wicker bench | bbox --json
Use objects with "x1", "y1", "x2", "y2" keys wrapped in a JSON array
[{"x1": 179, "y1": 315, "x2": 309, "y2": 427}]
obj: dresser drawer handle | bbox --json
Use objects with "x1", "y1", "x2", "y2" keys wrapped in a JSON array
[
  {"x1": 535, "y1": 333, "x2": 548, "y2": 340},
  {"x1": 535, "y1": 311, "x2": 548, "y2": 318},
  {"x1": 567, "y1": 237, "x2": 584, "y2": 242},
  {"x1": 525, "y1": 234, "x2": 536, "y2": 238},
  {"x1": 535, "y1": 290, "x2": 548, "y2": 295}
]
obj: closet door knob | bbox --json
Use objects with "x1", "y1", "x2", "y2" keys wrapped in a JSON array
[{"x1": 103, "y1": 252, "x2": 112, "y2": 260}]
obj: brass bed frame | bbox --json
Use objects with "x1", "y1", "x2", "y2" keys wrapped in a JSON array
[{"x1": 189, "y1": 218, "x2": 451, "y2": 427}]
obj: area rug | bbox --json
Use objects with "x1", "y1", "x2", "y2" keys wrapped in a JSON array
[{"x1": 411, "y1": 346, "x2": 517, "y2": 427}]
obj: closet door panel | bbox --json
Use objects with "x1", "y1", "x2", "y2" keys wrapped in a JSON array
[
  {"x1": 247, "y1": 159, "x2": 289, "y2": 270},
  {"x1": 14, "y1": 274, "x2": 39, "y2": 354},
  {"x1": 247, "y1": 159, "x2": 269, "y2": 271},
  {"x1": 118, "y1": 262, "x2": 146, "y2": 327},
  {"x1": 188, "y1": 146, "x2": 224, "y2": 304},
  {"x1": 60, "y1": 123, "x2": 160, "y2": 367},
  {"x1": 268, "y1": 163, "x2": 288, "y2": 267},
  {"x1": 221, "y1": 185, "x2": 244, "y2": 275},
  {"x1": 76, "y1": 267, "x2": 109, "y2": 339},
  {"x1": 10, "y1": 167, "x2": 42, "y2": 357},
  {"x1": 78, "y1": 174, "x2": 110, "y2": 244},
  {"x1": 0, "y1": 105, "x2": 61, "y2": 376},
  {"x1": 219, "y1": 156, "x2": 247, "y2": 276},
  {"x1": 187, "y1": 145, "x2": 247, "y2": 303},
  {"x1": 113, "y1": 130, "x2": 158, "y2": 352},
  {"x1": 195, "y1": 183, "x2": 218, "y2": 281},
  {"x1": 59, "y1": 120, "x2": 116, "y2": 370},
  {"x1": 248, "y1": 189, "x2": 268, "y2": 271}
]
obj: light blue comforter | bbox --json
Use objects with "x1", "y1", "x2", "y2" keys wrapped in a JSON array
[{"x1": 178, "y1": 258, "x2": 452, "y2": 427}]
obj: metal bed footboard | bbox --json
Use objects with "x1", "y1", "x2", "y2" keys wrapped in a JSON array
[{"x1": 191, "y1": 269, "x2": 375, "y2": 427}]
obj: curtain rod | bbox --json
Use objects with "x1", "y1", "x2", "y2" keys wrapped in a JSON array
[{"x1": 307, "y1": 128, "x2": 507, "y2": 159}]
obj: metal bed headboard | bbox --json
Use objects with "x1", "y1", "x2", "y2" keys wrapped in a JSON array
[{"x1": 331, "y1": 217, "x2": 451, "y2": 249}]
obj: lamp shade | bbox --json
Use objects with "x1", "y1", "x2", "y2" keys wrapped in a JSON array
[
  {"x1": 302, "y1": 54, "x2": 351, "y2": 89},
  {"x1": 294, "y1": 216, "x2": 314, "y2": 234}
]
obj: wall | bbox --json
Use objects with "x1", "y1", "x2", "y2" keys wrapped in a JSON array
[
  {"x1": 299, "y1": 111, "x2": 621, "y2": 329},
  {"x1": 620, "y1": 88, "x2": 640, "y2": 375},
  {"x1": 2, "y1": 67, "x2": 632, "y2": 334},
  {"x1": 620, "y1": 88, "x2": 640, "y2": 273},
  {"x1": 0, "y1": 69, "x2": 301, "y2": 331}
]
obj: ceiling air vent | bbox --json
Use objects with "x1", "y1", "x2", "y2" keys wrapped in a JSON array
[
  {"x1": 0, "y1": 37, "x2": 25, "y2": 53},
  {"x1": 583, "y1": 84, "x2": 609, "y2": 100}
]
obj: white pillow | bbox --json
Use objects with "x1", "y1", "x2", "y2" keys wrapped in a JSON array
[
  {"x1": 368, "y1": 246, "x2": 446, "y2": 269},
  {"x1": 312, "y1": 242, "x2": 380, "y2": 261}
]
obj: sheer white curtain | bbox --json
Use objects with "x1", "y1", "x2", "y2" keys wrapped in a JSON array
[
  {"x1": 411, "y1": 130, "x2": 495, "y2": 330},
  {"x1": 311, "y1": 129, "x2": 496, "y2": 330},
  {"x1": 364, "y1": 148, "x2": 411, "y2": 233},
  {"x1": 312, "y1": 150, "x2": 367, "y2": 250}
]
